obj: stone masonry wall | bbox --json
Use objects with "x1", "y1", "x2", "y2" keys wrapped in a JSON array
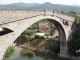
[{"x1": 0, "y1": 8, "x2": 75, "y2": 60}]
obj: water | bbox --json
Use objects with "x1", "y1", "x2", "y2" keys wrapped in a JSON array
[{"x1": 12, "y1": 46, "x2": 69, "y2": 60}]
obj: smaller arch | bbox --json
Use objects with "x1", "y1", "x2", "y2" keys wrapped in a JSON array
[
  {"x1": 63, "y1": 20, "x2": 69, "y2": 26},
  {"x1": 70, "y1": 23, "x2": 72, "y2": 26},
  {"x1": 0, "y1": 27, "x2": 13, "y2": 36}
]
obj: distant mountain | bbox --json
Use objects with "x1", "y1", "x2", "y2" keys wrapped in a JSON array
[
  {"x1": 30, "y1": 2, "x2": 80, "y2": 13},
  {"x1": 0, "y1": 2, "x2": 80, "y2": 13},
  {"x1": 0, "y1": 2, "x2": 40, "y2": 8},
  {"x1": 74, "y1": 5, "x2": 80, "y2": 7}
]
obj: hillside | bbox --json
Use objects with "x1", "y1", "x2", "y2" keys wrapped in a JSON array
[
  {"x1": 0, "y1": 2, "x2": 80, "y2": 13},
  {"x1": 0, "y1": 2, "x2": 39, "y2": 8},
  {"x1": 30, "y1": 2, "x2": 80, "y2": 13}
]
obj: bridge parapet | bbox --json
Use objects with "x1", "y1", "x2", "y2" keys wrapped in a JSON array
[
  {"x1": 0, "y1": 8, "x2": 75, "y2": 26},
  {"x1": 54, "y1": 11, "x2": 75, "y2": 22},
  {"x1": 0, "y1": 8, "x2": 54, "y2": 25},
  {"x1": 0, "y1": 8, "x2": 44, "y2": 24},
  {"x1": 44, "y1": 8, "x2": 53, "y2": 15}
]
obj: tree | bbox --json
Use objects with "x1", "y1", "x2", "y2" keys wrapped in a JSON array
[
  {"x1": 50, "y1": 27, "x2": 54, "y2": 38},
  {"x1": 66, "y1": 12, "x2": 80, "y2": 56},
  {"x1": 45, "y1": 32, "x2": 50, "y2": 39},
  {"x1": 67, "y1": 24, "x2": 80, "y2": 56},
  {"x1": 50, "y1": 40, "x2": 60, "y2": 54},
  {"x1": 67, "y1": 12, "x2": 77, "y2": 17},
  {"x1": 3, "y1": 45, "x2": 15, "y2": 60},
  {"x1": 21, "y1": 29, "x2": 35, "y2": 45}
]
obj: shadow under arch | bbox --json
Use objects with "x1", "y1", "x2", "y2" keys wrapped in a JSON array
[
  {"x1": 46, "y1": 19, "x2": 66, "y2": 40},
  {"x1": 45, "y1": 19, "x2": 67, "y2": 54},
  {"x1": 0, "y1": 28, "x2": 13, "y2": 36}
]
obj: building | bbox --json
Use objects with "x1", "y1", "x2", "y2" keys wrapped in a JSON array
[{"x1": 35, "y1": 22, "x2": 51, "y2": 33}]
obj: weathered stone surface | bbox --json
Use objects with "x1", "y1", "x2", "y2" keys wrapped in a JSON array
[
  {"x1": 0, "y1": 8, "x2": 76, "y2": 60},
  {"x1": 71, "y1": 56, "x2": 80, "y2": 60}
]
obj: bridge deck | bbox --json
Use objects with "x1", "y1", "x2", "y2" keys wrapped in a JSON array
[{"x1": 0, "y1": 8, "x2": 75, "y2": 26}]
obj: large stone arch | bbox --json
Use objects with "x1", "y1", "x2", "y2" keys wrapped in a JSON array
[
  {"x1": 41, "y1": 19, "x2": 69, "y2": 58},
  {"x1": 0, "y1": 15, "x2": 70, "y2": 59},
  {"x1": 0, "y1": 9, "x2": 76, "y2": 60},
  {"x1": 15, "y1": 18, "x2": 68, "y2": 58}
]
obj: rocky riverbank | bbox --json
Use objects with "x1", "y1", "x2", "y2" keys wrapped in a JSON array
[
  {"x1": 14, "y1": 36, "x2": 80, "y2": 60},
  {"x1": 19, "y1": 39, "x2": 51, "y2": 54}
]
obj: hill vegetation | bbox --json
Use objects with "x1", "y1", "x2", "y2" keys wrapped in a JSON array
[
  {"x1": 0, "y1": 2, "x2": 80, "y2": 13},
  {"x1": 0, "y1": 2, "x2": 39, "y2": 8}
]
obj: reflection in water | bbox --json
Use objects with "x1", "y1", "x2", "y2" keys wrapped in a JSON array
[
  {"x1": 12, "y1": 46, "x2": 69, "y2": 60},
  {"x1": 22, "y1": 52, "x2": 34, "y2": 59}
]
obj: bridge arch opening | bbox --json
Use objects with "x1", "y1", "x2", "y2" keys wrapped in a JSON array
[
  {"x1": 0, "y1": 28, "x2": 13, "y2": 36},
  {"x1": 46, "y1": 19, "x2": 66, "y2": 39},
  {"x1": 45, "y1": 19, "x2": 67, "y2": 55},
  {"x1": 14, "y1": 18, "x2": 67, "y2": 58}
]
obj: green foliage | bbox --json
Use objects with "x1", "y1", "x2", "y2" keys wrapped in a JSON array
[
  {"x1": 67, "y1": 12, "x2": 80, "y2": 56},
  {"x1": 21, "y1": 29, "x2": 35, "y2": 37},
  {"x1": 50, "y1": 40, "x2": 60, "y2": 54},
  {"x1": 67, "y1": 12, "x2": 80, "y2": 26},
  {"x1": 30, "y1": 19, "x2": 55, "y2": 29},
  {"x1": 45, "y1": 32, "x2": 50, "y2": 39},
  {"x1": 30, "y1": 23, "x2": 39, "y2": 28},
  {"x1": 3, "y1": 45, "x2": 15, "y2": 60},
  {"x1": 35, "y1": 35, "x2": 44, "y2": 39},
  {"x1": 50, "y1": 27, "x2": 54, "y2": 37},
  {"x1": 67, "y1": 25, "x2": 80, "y2": 56},
  {"x1": 21, "y1": 19, "x2": 55, "y2": 40},
  {"x1": 21, "y1": 29, "x2": 36, "y2": 45},
  {"x1": 78, "y1": 17, "x2": 80, "y2": 24},
  {"x1": 67, "y1": 12, "x2": 77, "y2": 17},
  {"x1": 21, "y1": 19, "x2": 55, "y2": 37},
  {"x1": 68, "y1": 12, "x2": 80, "y2": 56}
]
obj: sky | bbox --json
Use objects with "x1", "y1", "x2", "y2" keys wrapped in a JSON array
[{"x1": 0, "y1": 0, "x2": 80, "y2": 6}]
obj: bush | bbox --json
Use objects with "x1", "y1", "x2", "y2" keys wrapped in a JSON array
[
  {"x1": 35, "y1": 35, "x2": 44, "y2": 39},
  {"x1": 35, "y1": 35, "x2": 40, "y2": 39},
  {"x1": 3, "y1": 45, "x2": 15, "y2": 60},
  {"x1": 39, "y1": 36, "x2": 45, "y2": 39},
  {"x1": 67, "y1": 28, "x2": 80, "y2": 56},
  {"x1": 50, "y1": 40, "x2": 60, "y2": 54}
]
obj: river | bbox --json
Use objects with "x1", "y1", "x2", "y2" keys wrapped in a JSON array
[{"x1": 12, "y1": 46, "x2": 69, "y2": 60}]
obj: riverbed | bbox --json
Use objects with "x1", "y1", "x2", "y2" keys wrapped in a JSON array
[{"x1": 12, "y1": 46, "x2": 69, "y2": 60}]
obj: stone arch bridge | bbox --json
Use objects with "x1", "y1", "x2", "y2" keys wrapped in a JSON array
[{"x1": 0, "y1": 8, "x2": 77, "y2": 60}]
